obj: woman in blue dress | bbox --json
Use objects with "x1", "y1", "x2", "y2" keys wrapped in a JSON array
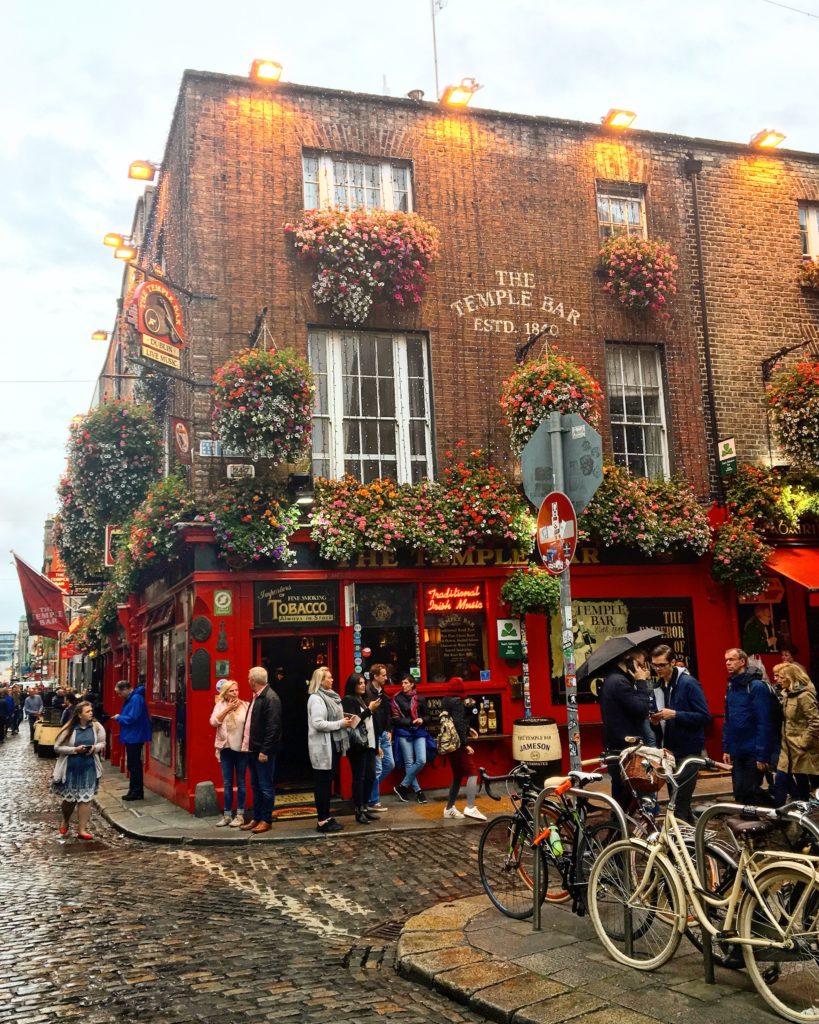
[{"x1": 50, "y1": 701, "x2": 106, "y2": 840}]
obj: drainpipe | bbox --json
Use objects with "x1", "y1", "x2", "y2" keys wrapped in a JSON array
[{"x1": 685, "y1": 153, "x2": 724, "y2": 504}]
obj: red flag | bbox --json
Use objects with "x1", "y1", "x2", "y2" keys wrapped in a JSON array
[{"x1": 13, "y1": 552, "x2": 69, "y2": 638}]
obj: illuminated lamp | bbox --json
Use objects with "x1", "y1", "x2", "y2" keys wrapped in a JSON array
[
  {"x1": 440, "y1": 77, "x2": 482, "y2": 107},
  {"x1": 91, "y1": 330, "x2": 109, "y2": 341},
  {"x1": 128, "y1": 160, "x2": 158, "y2": 182},
  {"x1": 114, "y1": 245, "x2": 137, "y2": 261},
  {"x1": 103, "y1": 233, "x2": 124, "y2": 248},
  {"x1": 750, "y1": 129, "x2": 785, "y2": 149},
  {"x1": 602, "y1": 109, "x2": 637, "y2": 130},
  {"x1": 250, "y1": 59, "x2": 283, "y2": 83}
]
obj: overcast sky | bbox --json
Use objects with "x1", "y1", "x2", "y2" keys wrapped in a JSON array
[{"x1": 0, "y1": 0, "x2": 816, "y2": 631}]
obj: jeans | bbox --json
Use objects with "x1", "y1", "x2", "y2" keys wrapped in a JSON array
[
  {"x1": 28, "y1": 715, "x2": 38, "y2": 741},
  {"x1": 125, "y1": 743, "x2": 145, "y2": 796},
  {"x1": 732, "y1": 755, "x2": 767, "y2": 805},
  {"x1": 248, "y1": 753, "x2": 276, "y2": 823},
  {"x1": 398, "y1": 734, "x2": 427, "y2": 792},
  {"x1": 775, "y1": 770, "x2": 819, "y2": 804},
  {"x1": 666, "y1": 757, "x2": 698, "y2": 823},
  {"x1": 349, "y1": 747, "x2": 377, "y2": 810},
  {"x1": 219, "y1": 748, "x2": 248, "y2": 814},
  {"x1": 369, "y1": 730, "x2": 395, "y2": 805}
]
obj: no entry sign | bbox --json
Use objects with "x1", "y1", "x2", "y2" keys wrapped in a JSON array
[{"x1": 536, "y1": 491, "x2": 577, "y2": 575}]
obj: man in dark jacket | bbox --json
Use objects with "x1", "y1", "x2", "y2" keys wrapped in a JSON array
[
  {"x1": 240, "y1": 666, "x2": 282, "y2": 833},
  {"x1": 649, "y1": 644, "x2": 711, "y2": 822},
  {"x1": 365, "y1": 663, "x2": 394, "y2": 811},
  {"x1": 599, "y1": 658, "x2": 651, "y2": 810},
  {"x1": 113, "y1": 680, "x2": 153, "y2": 800},
  {"x1": 722, "y1": 648, "x2": 775, "y2": 804}
]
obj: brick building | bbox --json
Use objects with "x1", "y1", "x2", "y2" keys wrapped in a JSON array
[{"x1": 92, "y1": 69, "x2": 819, "y2": 810}]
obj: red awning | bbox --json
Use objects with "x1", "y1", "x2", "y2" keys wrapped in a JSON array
[{"x1": 768, "y1": 548, "x2": 819, "y2": 592}]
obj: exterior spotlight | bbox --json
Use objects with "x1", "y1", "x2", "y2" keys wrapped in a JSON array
[
  {"x1": 128, "y1": 160, "x2": 158, "y2": 182},
  {"x1": 91, "y1": 330, "x2": 109, "y2": 342},
  {"x1": 750, "y1": 129, "x2": 785, "y2": 149},
  {"x1": 441, "y1": 77, "x2": 482, "y2": 107},
  {"x1": 114, "y1": 245, "x2": 137, "y2": 261},
  {"x1": 250, "y1": 59, "x2": 283, "y2": 82},
  {"x1": 603, "y1": 109, "x2": 637, "y2": 130},
  {"x1": 103, "y1": 233, "x2": 124, "y2": 248}
]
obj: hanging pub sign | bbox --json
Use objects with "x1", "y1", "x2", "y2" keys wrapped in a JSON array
[
  {"x1": 129, "y1": 280, "x2": 185, "y2": 370},
  {"x1": 104, "y1": 525, "x2": 125, "y2": 568},
  {"x1": 254, "y1": 581, "x2": 339, "y2": 628},
  {"x1": 170, "y1": 417, "x2": 192, "y2": 464}
]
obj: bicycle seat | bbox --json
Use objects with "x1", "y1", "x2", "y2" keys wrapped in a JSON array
[
  {"x1": 543, "y1": 775, "x2": 570, "y2": 789},
  {"x1": 724, "y1": 816, "x2": 774, "y2": 838},
  {"x1": 569, "y1": 770, "x2": 604, "y2": 786}
]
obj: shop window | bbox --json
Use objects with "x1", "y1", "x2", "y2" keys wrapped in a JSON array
[
  {"x1": 596, "y1": 181, "x2": 647, "y2": 242},
  {"x1": 356, "y1": 583, "x2": 419, "y2": 680},
  {"x1": 799, "y1": 202, "x2": 819, "y2": 259},
  {"x1": 605, "y1": 343, "x2": 670, "y2": 480},
  {"x1": 151, "y1": 630, "x2": 173, "y2": 702},
  {"x1": 309, "y1": 329, "x2": 434, "y2": 483},
  {"x1": 302, "y1": 152, "x2": 412, "y2": 211},
  {"x1": 423, "y1": 584, "x2": 487, "y2": 683}
]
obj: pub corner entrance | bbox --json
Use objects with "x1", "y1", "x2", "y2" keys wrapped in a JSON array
[{"x1": 255, "y1": 635, "x2": 338, "y2": 790}]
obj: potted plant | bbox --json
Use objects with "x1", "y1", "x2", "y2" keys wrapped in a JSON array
[
  {"x1": 766, "y1": 360, "x2": 819, "y2": 468},
  {"x1": 125, "y1": 474, "x2": 201, "y2": 571},
  {"x1": 599, "y1": 236, "x2": 678, "y2": 320},
  {"x1": 798, "y1": 259, "x2": 819, "y2": 291},
  {"x1": 499, "y1": 352, "x2": 603, "y2": 454},
  {"x1": 712, "y1": 518, "x2": 772, "y2": 599},
  {"x1": 285, "y1": 208, "x2": 440, "y2": 324},
  {"x1": 207, "y1": 480, "x2": 300, "y2": 566},
  {"x1": 500, "y1": 566, "x2": 560, "y2": 617},
  {"x1": 212, "y1": 347, "x2": 315, "y2": 464}
]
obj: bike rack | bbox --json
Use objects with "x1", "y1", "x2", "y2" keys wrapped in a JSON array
[
  {"x1": 532, "y1": 784, "x2": 629, "y2": 935},
  {"x1": 693, "y1": 801, "x2": 819, "y2": 984}
]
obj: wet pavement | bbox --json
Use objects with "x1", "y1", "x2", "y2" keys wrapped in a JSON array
[{"x1": 3, "y1": 733, "x2": 767, "y2": 1024}]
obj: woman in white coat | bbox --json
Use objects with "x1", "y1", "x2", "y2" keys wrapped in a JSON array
[{"x1": 307, "y1": 667, "x2": 352, "y2": 834}]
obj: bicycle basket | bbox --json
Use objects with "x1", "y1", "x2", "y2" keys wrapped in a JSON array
[{"x1": 620, "y1": 746, "x2": 675, "y2": 793}]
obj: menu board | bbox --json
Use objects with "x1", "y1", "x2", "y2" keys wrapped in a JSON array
[{"x1": 425, "y1": 610, "x2": 486, "y2": 681}]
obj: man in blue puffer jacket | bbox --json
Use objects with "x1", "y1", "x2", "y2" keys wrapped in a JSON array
[
  {"x1": 112, "y1": 680, "x2": 152, "y2": 801},
  {"x1": 722, "y1": 648, "x2": 776, "y2": 805}
]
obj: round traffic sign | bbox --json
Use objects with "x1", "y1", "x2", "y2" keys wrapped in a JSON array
[{"x1": 536, "y1": 491, "x2": 577, "y2": 575}]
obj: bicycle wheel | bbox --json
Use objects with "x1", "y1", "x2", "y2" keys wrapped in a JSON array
[
  {"x1": 587, "y1": 839, "x2": 683, "y2": 969},
  {"x1": 683, "y1": 843, "x2": 743, "y2": 969},
  {"x1": 738, "y1": 865, "x2": 819, "y2": 1023},
  {"x1": 573, "y1": 818, "x2": 623, "y2": 910},
  {"x1": 539, "y1": 803, "x2": 575, "y2": 904},
  {"x1": 478, "y1": 814, "x2": 546, "y2": 919}
]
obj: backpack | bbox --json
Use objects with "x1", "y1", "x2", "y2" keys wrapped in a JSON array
[{"x1": 436, "y1": 711, "x2": 461, "y2": 755}]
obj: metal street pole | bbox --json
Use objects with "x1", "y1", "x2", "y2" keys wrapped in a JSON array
[{"x1": 546, "y1": 412, "x2": 581, "y2": 770}]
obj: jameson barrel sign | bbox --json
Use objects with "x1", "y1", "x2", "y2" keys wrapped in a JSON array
[{"x1": 254, "y1": 581, "x2": 339, "y2": 628}]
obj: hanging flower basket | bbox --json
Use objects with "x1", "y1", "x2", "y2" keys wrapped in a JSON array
[
  {"x1": 207, "y1": 480, "x2": 300, "y2": 566},
  {"x1": 712, "y1": 518, "x2": 772, "y2": 599},
  {"x1": 285, "y1": 208, "x2": 440, "y2": 324},
  {"x1": 500, "y1": 566, "x2": 560, "y2": 617},
  {"x1": 599, "y1": 236, "x2": 678, "y2": 320},
  {"x1": 53, "y1": 476, "x2": 105, "y2": 585},
  {"x1": 126, "y1": 474, "x2": 201, "y2": 571},
  {"x1": 766, "y1": 360, "x2": 819, "y2": 468},
  {"x1": 798, "y1": 259, "x2": 819, "y2": 291},
  {"x1": 67, "y1": 401, "x2": 163, "y2": 528},
  {"x1": 212, "y1": 347, "x2": 315, "y2": 464},
  {"x1": 500, "y1": 352, "x2": 603, "y2": 454}
]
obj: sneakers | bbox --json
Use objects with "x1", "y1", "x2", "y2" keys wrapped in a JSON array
[
  {"x1": 229, "y1": 814, "x2": 245, "y2": 828},
  {"x1": 367, "y1": 803, "x2": 387, "y2": 812},
  {"x1": 443, "y1": 805, "x2": 464, "y2": 819},
  {"x1": 317, "y1": 818, "x2": 343, "y2": 834},
  {"x1": 393, "y1": 784, "x2": 410, "y2": 803},
  {"x1": 415, "y1": 790, "x2": 428, "y2": 805},
  {"x1": 216, "y1": 816, "x2": 232, "y2": 827},
  {"x1": 463, "y1": 806, "x2": 487, "y2": 821}
]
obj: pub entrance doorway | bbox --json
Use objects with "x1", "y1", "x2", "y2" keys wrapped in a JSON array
[{"x1": 254, "y1": 634, "x2": 338, "y2": 790}]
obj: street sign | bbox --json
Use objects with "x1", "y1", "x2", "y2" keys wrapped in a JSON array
[
  {"x1": 521, "y1": 413, "x2": 603, "y2": 515},
  {"x1": 536, "y1": 491, "x2": 577, "y2": 574}
]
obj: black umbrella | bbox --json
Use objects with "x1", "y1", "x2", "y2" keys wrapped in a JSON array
[{"x1": 575, "y1": 628, "x2": 664, "y2": 684}]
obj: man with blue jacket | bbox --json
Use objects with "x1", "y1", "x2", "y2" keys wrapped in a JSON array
[
  {"x1": 722, "y1": 648, "x2": 776, "y2": 805},
  {"x1": 112, "y1": 679, "x2": 152, "y2": 801},
  {"x1": 649, "y1": 645, "x2": 711, "y2": 822}
]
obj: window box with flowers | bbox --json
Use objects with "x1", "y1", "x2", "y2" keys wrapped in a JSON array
[
  {"x1": 599, "y1": 236, "x2": 678, "y2": 320},
  {"x1": 799, "y1": 259, "x2": 819, "y2": 291},
  {"x1": 766, "y1": 360, "x2": 819, "y2": 468},
  {"x1": 499, "y1": 352, "x2": 603, "y2": 455},
  {"x1": 284, "y1": 208, "x2": 440, "y2": 325},
  {"x1": 212, "y1": 347, "x2": 315, "y2": 465}
]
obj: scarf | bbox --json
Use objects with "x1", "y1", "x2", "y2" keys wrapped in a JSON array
[{"x1": 315, "y1": 686, "x2": 350, "y2": 755}]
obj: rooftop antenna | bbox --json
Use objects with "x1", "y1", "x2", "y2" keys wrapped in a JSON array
[{"x1": 431, "y1": 0, "x2": 448, "y2": 100}]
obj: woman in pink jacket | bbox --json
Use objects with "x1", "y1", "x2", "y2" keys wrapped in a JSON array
[{"x1": 209, "y1": 679, "x2": 249, "y2": 827}]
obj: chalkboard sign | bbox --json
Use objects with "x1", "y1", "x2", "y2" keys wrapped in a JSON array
[{"x1": 425, "y1": 611, "x2": 486, "y2": 681}]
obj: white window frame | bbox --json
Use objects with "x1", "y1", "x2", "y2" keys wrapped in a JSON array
[
  {"x1": 309, "y1": 329, "x2": 433, "y2": 484},
  {"x1": 605, "y1": 344, "x2": 670, "y2": 480},
  {"x1": 799, "y1": 203, "x2": 819, "y2": 259},
  {"x1": 302, "y1": 153, "x2": 413, "y2": 212},
  {"x1": 596, "y1": 181, "x2": 647, "y2": 242}
]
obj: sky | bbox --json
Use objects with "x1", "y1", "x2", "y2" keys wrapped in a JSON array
[{"x1": 0, "y1": 0, "x2": 817, "y2": 632}]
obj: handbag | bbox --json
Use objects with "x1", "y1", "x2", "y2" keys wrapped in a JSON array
[{"x1": 349, "y1": 720, "x2": 369, "y2": 748}]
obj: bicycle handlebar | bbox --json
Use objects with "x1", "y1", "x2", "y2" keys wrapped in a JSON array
[{"x1": 479, "y1": 764, "x2": 534, "y2": 801}]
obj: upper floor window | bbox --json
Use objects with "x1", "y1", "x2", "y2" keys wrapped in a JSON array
[
  {"x1": 596, "y1": 182, "x2": 647, "y2": 242},
  {"x1": 303, "y1": 153, "x2": 412, "y2": 212},
  {"x1": 799, "y1": 203, "x2": 819, "y2": 259},
  {"x1": 605, "y1": 343, "x2": 669, "y2": 480},
  {"x1": 308, "y1": 329, "x2": 433, "y2": 484}
]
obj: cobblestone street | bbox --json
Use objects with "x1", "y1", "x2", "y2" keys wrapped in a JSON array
[{"x1": 0, "y1": 736, "x2": 489, "y2": 1024}]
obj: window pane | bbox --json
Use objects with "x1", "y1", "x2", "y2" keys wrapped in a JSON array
[
  {"x1": 343, "y1": 375, "x2": 360, "y2": 416},
  {"x1": 405, "y1": 337, "x2": 424, "y2": 378},
  {"x1": 344, "y1": 420, "x2": 361, "y2": 455},
  {"x1": 645, "y1": 455, "x2": 664, "y2": 480},
  {"x1": 409, "y1": 419, "x2": 426, "y2": 455},
  {"x1": 312, "y1": 418, "x2": 328, "y2": 455},
  {"x1": 379, "y1": 420, "x2": 397, "y2": 456},
  {"x1": 609, "y1": 393, "x2": 625, "y2": 420},
  {"x1": 411, "y1": 462, "x2": 427, "y2": 484},
  {"x1": 378, "y1": 378, "x2": 395, "y2": 417},
  {"x1": 358, "y1": 338, "x2": 376, "y2": 377},
  {"x1": 360, "y1": 419, "x2": 379, "y2": 455},
  {"x1": 360, "y1": 374, "x2": 377, "y2": 412},
  {"x1": 408, "y1": 376, "x2": 426, "y2": 418},
  {"x1": 304, "y1": 182, "x2": 319, "y2": 208},
  {"x1": 643, "y1": 425, "x2": 665, "y2": 456},
  {"x1": 624, "y1": 395, "x2": 643, "y2": 419},
  {"x1": 376, "y1": 335, "x2": 394, "y2": 375},
  {"x1": 610, "y1": 199, "x2": 627, "y2": 224},
  {"x1": 308, "y1": 333, "x2": 327, "y2": 374},
  {"x1": 362, "y1": 460, "x2": 381, "y2": 483},
  {"x1": 626, "y1": 425, "x2": 644, "y2": 455},
  {"x1": 611, "y1": 424, "x2": 626, "y2": 455},
  {"x1": 313, "y1": 458, "x2": 330, "y2": 479},
  {"x1": 344, "y1": 459, "x2": 360, "y2": 478}
]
